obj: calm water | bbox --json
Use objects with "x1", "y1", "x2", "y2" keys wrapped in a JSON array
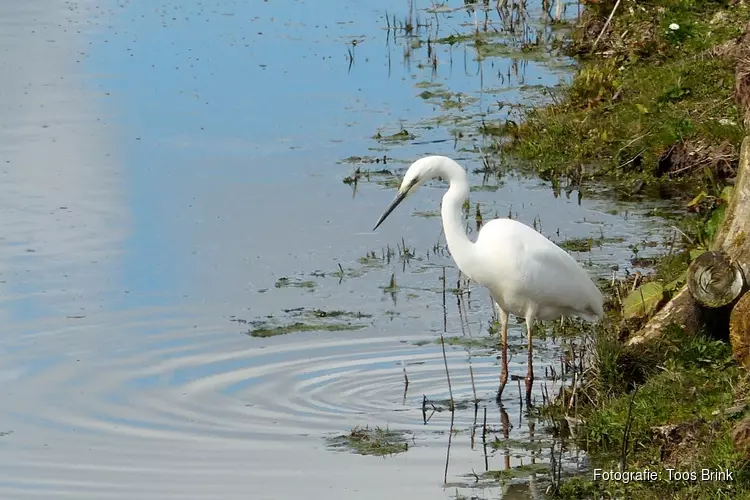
[{"x1": 1, "y1": 1, "x2": 675, "y2": 499}]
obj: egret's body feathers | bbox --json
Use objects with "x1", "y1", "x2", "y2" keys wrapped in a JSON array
[{"x1": 474, "y1": 218, "x2": 604, "y2": 322}]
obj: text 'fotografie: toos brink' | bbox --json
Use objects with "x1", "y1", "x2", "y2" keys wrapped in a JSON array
[{"x1": 593, "y1": 468, "x2": 734, "y2": 483}]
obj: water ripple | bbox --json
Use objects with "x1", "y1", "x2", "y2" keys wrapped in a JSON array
[
  {"x1": 1, "y1": 309, "x2": 551, "y2": 499},
  {"x1": 6, "y1": 312, "x2": 530, "y2": 444}
]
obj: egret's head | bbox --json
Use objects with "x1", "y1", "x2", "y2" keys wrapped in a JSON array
[{"x1": 373, "y1": 156, "x2": 441, "y2": 231}]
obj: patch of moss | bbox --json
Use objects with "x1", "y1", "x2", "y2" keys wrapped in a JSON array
[
  {"x1": 249, "y1": 322, "x2": 366, "y2": 338},
  {"x1": 327, "y1": 426, "x2": 411, "y2": 456},
  {"x1": 474, "y1": 38, "x2": 551, "y2": 62},
  {"x1": 274, "y1": 277, "x2": 317, "y2": 289},
  {"x1": 246, "y1": 308, "x2": 371, "y2": 338},
  {"x1": 482, "y1": 462, "x2": 551, "y2": 482},
  {"x1": 558, "y1": 235, "x2": 625, "y2": 253},
  {"x1": 342, "y1": 167, "x2": 395, "y2": 186},
  {"x1": 373, "y1": 129, "x2": 415, "y2": 143},
  {"x1": 490, "y1": 437, "x2": 549, "y2": 453},
  {"x1": 414, "y1": 335, "x2": 501, "y2": 351}
]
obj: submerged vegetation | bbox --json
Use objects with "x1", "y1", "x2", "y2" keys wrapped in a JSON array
[
  {"x1": 327, "y1": 426, "x2": 412, "y2": 456},
  {"x1": 240, "y1": 307, "x2": 372, "y2": 338}
]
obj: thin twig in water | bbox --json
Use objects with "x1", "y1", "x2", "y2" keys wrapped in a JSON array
[
  {"x1": 442, "y1": 266, "x2": 447, "y2": 332},
  {"x1": 439, "y1": 266, "x2": 454, "y2": 410},
  {"x1": 422, "y1": 395, "x2": 438, "y2": 424},
  {"x1": 482, "y1": 406, "x2": 489, "y2": 471},
  {"x1": 517, "y1": 377, "x2": 523, "y2": 407},
  {"x1": 560, "y1": 354, "x2": 566, "y2": 409},
  {"x1": 470, "y1": 365, "x2": 478, "y2": 405},
  {"x1": 440, "y1": 335, "x2": 455, "y2": 411},
  {"x1": 471, "y1": 403, "x2": 478, "y2": 449},
  {"x1": 402, "y1": 360, "x2": 409, "y2": 404},
  {"x1": 444, "y1": 408, "x2": 455, "y2": 484}
]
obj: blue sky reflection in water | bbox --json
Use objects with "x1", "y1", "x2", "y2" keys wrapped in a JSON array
[{"x1": 0, "y1": 0, "x2": 679, "y2": 499}]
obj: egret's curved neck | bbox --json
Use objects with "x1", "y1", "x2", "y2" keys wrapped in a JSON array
[{"x1": 437, "y1": 159, "x2": 477, "y2": 280}]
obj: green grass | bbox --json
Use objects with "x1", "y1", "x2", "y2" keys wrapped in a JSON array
[
  {"x1": 492, "y1": 0, "x2": 749, "y2": 192},
  {"x1": 546, "y1": 319, "x2": 750, "y2": 498},
  {"x1": 542, "y1": 314, "x2": 750, "y2": 498},
  {"x1": 582, "y1": 330, "x2": 736, "y2": 452}
]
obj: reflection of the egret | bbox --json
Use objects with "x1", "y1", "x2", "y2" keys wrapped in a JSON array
[{"x1": 501, "y1": 404, "x2": 511, "y2": 470}]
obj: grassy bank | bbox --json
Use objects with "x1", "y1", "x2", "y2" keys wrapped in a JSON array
[
  {"x1": 481, "y1": 0, "x2": 750, "y2": 498},
  {"x1": 547, "y1": 321, "x2": 750, "y2": 498},
  {"x1": 539, "y1": 230, "x2": 750, "y2": 498},
  {"x1": 490, "y1": 0, "x2": 749, "y2": 199}
]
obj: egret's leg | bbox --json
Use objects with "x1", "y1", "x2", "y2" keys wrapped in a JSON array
[
  {"x1": 525, "y1": 313, "x2": 535, "y2": 405},
  {"x1": 496, "y1": 305, "x2": 509, "y2": 402}
]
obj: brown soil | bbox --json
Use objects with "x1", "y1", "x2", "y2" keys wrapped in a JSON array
[
  {"x1": 657, "y1": 139, "x2": 738, "y2": 179},
  {"x1": 653, "y1": 419, "x2": 711, "y2": 466}
]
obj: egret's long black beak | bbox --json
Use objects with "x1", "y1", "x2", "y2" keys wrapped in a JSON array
[{"x1": 373, "y1": 189, "x2": 408, "y2": 231}]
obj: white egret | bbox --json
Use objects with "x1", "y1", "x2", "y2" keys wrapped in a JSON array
[{"x1": 373, "y1": 156, "x2": 604, "y2": 402}]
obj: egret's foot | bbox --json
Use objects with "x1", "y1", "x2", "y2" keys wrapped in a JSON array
[
  {"x1": 496, "y1": 386, "x2": 505, "y2": 402},
  {"x1": 524, "y1": 374, "x2": 534, "y2": 405},
  {"x1": 497, "y1": 371, "x2": 508, "y2": 402}
]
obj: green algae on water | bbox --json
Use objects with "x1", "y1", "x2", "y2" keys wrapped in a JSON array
[
  {"x1": 246, "y1": 308, "x2": 371, "y2": 338},
  {"x1": 327, "y1": 426, "x2": 411, "y2": 456}
]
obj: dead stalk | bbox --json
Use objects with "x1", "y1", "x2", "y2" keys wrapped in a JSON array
[
  {"x1": 470, "y1": 365, "x2": 478, "y2": 404},
  {"x1": 440, "y1": 335, "x2": 454, "y2": 411},
  {"x1": 591, "y1": 0, "x2": 622, "y2": 53}
]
